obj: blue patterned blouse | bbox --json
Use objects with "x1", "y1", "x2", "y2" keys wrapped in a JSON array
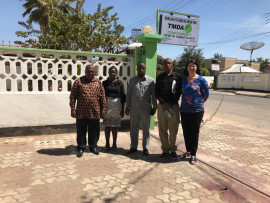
[{"x1": 180, "y1": 75, "x2": 209, "y2": 113}]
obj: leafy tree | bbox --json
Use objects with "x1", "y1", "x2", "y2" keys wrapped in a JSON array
[
  {"x1": 200, "y1": 67, "x2": 210, "y2": 76},
  {"x1": 156, "y1": 56, "x2": 179, "y2": 72},
  {"x1": 213, "y1": 53, "x2": 223, "y2": 59},
  {"x1": 157, "y1": 55, "x2": 164, "y2": 70},
  {"x1": 175, "y1": 47, "x2": 205, "y2": 75},
  {"x1": 21, "y1": 0, "x2": 75, "y2": 33},
  {"x1": 172, "y1": 59, "x2": 178, "y2": 70},
  {"x1": 16, "y1": 0, "x2": 128, "y2": 52},
  {"x1": 253, "y1": 57, "x2": 270, "y2": 72},
  {"x1": 14, "y1": 20, "x2": 41, "y2": 47}
]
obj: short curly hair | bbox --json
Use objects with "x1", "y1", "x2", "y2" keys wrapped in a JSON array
[{"x1": 108, "y1": 66, "x2": 118, "y2": 74}]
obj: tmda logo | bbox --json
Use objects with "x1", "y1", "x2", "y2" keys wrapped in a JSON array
[{"x1": 168, "y1": 23, "x2": 192, "y2": 33}]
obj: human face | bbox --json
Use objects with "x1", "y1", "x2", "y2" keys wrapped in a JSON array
[
  {"x1": 85, "y1": 65, "x2": 95, "y2": 80},
  {"x1": 137, "y1": 63, "x2": 146, "y2": 77},
  {"x1": 109, "y1": 68, "x2": 117, "y2": 80},
  {"x1": 163, "y1": 59, "x2": 173, "y2": 74},
  {"x1": 187, "y1": 62, "x2": 197, "y2": 76}
]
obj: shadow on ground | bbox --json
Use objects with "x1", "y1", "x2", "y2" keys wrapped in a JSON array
[
  {"x1": 37, "y1": 145, "x2": 76, "y2": 156},
  {"x1": 98, "y1": 146, "x2": 188, "y2": 164},
  {"x1": 37, "y1": 145, "x2": 188, "y2": 164}
]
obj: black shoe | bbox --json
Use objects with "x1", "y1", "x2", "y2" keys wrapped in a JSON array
[
  {"x1": 143, "y1": 149, "x2": 149, "y2": 156},
  {"x1": 158, "y1": 152, "x2": 169, "y2": 159},
  {"x1": 105, "y1": 144, "x2": 110, "y2": 151},
  {"x1": 127, "y1": 148, "x2": 137, "y2": 154},
  {"x1": 112, "y1": 144, "x2": 117, "y2": 151},
  {"x1": 90, "y1": 147, "x2": 99, "y2": 155},
  {"x1": 171, "y1": 151, "x2": 178, "y2": 159},
  {"x1": 76, "y1": 149, "x2": 84, "y2": 158}
]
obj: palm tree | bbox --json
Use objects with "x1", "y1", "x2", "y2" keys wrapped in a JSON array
[{"x1": 21, "y1": 0, "x2": 75, "y2": 33}]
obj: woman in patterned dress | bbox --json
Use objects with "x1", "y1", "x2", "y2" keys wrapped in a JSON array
[
  {"x1": 180, "y1": 60, "x2": 209, "y2": 165},
  {"x1": 102, "y1": 66, "x2": 126, "y2": 150}
]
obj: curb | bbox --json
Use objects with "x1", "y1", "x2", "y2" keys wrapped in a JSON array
[
  {"x1": 212, "y1": 89, "x2": 270, "y2": 99},
  {"x1": 235, "y1": 92, "x2": 270, "y2": 98},
  {"x1": 0, "y1": 120, "x2": 131, "y2": 137},
  {"x1": 0, "y1": 124, "x2": 76, "y2": 137}
]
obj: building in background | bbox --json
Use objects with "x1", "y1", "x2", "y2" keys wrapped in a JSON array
[{"x1": 205, "y1": 57, "x2": 260, "y2": 75}]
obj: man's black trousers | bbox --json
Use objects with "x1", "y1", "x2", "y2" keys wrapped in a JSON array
[
  {"x1": 76, "y1": 118, "x2": 100, "y2": 150},
  {"x1": 180, "y1": 111, "x2": 204, "y2": 156}
]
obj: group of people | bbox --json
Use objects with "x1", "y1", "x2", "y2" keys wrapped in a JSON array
[{"x1": 69, "y1": 58, "x2": 209, "y2": 165}]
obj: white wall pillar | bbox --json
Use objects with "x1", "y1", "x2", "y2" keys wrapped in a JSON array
[{"x1": 264, "y1": 74, "x2": 269, "y2": 91}]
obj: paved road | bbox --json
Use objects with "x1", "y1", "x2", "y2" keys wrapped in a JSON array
[{"x1": 205, "y1": 90, "x2": 270, "y2": 130}]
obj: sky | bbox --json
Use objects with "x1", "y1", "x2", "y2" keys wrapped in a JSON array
[{"x1": 0, "y1": 0, "x2": 269, "y2": 61}]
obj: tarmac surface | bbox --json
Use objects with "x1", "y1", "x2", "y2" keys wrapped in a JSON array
[
  {"x1": 1, "y1": 110, "x2": 270, "y2": 203},
  {"x1": 1, "y1": 90, "x2": 270, "y2": 202}
]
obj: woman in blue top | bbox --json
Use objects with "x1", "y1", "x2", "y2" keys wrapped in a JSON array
[{"x1": 180, "y1": 60, "x2": 209, "y2": 165}]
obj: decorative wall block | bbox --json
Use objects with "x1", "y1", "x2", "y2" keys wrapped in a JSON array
[{"x1": 0, "y1": 48, "x2": 134, "y2": 93}]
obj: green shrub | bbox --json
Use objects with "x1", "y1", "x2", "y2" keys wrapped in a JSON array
[{"x1": 200, "y1": 67, "x2": 210, "y2": 76}]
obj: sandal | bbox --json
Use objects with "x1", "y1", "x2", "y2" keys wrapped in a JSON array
[
  {"x1": 180, "y1": 152, "x2": 191, "y2": 159},
  {"x1": 189, "y1": 156, "x2": 197, "y2": 165}
]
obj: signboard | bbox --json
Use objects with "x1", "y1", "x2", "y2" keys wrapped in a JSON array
[
  {"x1": 131, "y1": 29, "x2": 142, "y2": 39},
  {"x1": 159, "y1": 14, "x2": 200, "y2": 46},
  {"x1": 211, "y1": 64, "x2": 220, "y2": 71}
]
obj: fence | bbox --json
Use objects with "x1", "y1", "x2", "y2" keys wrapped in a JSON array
[
  {"x1": 0, "y1": 47, "x2": 134, "y2": 93},
  {"x1": 217, "y1": 73, "x2": 270, "y2": 91},
  {"x1": 0, "y1": 46, "x2": 134, "y2": 128},
  {"x1": 0, "y1": 34, "x2": 164, "y2": 130}
]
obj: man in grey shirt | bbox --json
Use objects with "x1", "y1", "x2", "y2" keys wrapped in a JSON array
[{"x1": 125, "y1": 62, "x2": 157, "y2": 156}]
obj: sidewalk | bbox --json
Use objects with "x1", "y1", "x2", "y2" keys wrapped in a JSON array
[
  {"x1": 213, "y1": 89, "x2": 270, "y2": 98},
  {"x1": 0, "y1": 114, "x2": 269, "y2": 202}
]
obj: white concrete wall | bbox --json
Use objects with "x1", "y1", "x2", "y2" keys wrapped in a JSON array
[
  {"x1": 0, "y1": 47, "x2": 134, "y2": 128},
  {"x1": 204, "y1": 76, "x2": 214, "y2": 85},
  {"x1": 218, "y1": 73, "x2": 270, "y2": 91},
  {"x1": 0, "y1": 94, "x2": 73, "y2": 128}
]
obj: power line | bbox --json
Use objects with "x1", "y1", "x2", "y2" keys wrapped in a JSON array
[
  {"x1": 200, "y1": 13, "x2": 270, "y2": 53},
  {"x1": 200, "y1": 31, "x2": 270, "y2": 46},
  {"x1": 200, "y1": 0, "x2": 232, "y2": 19},
  {"x1": 122, "y1": 0, "x2": 182, "y2": 34},
  {"x1": 207, "y1": 14, "x2": 269, "y2": 45},
  {"x1": 123, "y1": 0, "x2": 200, "y2": 37}
]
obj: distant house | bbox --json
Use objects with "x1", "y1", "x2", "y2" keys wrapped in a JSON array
[
  {"x1": 205, "y1": 57, "x2": 260, "y2": 75},
  {"x1": 220, "y1": 64, "x2": 262, "y2": 74}
]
